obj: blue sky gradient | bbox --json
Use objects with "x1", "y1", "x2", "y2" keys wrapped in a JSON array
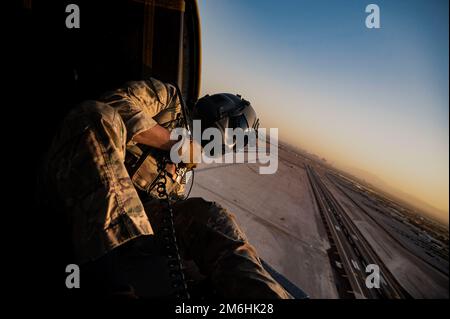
[{"x1": 198, "y1": 0, "x2": 449, "y2": 222}]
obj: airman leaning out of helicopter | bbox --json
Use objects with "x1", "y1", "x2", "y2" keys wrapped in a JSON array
[{"x1": 42, "y1": 77, "x2": 290, "y2": 299}]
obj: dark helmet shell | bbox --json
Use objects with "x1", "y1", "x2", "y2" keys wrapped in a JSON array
[{"x1": 193, "y1": 93, "x2": 259, "y2": 152}]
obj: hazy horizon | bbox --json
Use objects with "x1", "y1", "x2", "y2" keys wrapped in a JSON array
[
  {"x1": 199, "y1": 0, "x2": 449, "y2": 224},
  {"x1": 278, "y1": 138, "x2": 448, "y2": 225}
]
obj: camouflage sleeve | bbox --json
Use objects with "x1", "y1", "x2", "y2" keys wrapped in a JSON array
[{"x1": 100, "y1": 78, "x2": 180, "y2": 143}]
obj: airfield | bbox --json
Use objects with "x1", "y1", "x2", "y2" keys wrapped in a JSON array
[{"x1": 190, "y1": 143, "x2": 449, "y2": 299}]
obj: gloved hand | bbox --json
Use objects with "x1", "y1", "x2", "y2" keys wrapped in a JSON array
[{"x1": 178, "y1": 139, "x2": 202, "y2": 170}]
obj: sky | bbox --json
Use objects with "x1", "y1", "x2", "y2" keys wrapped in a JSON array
[{"x1": 197, "y1": 0, "x2": 449, "y2": 223}]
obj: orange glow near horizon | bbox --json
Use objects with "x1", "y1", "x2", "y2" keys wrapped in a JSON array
[{"x1": 200, "y1": 0, "x2": 449, "y2": 224}]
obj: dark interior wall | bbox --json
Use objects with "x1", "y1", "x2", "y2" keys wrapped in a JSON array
[
  {"x1": 13, "y1": 1, "x2": 201, "y2": 211},
  {"x1": 16, "y1": 0, "x2": 192, "y2": 150},
  {"x1": 11, "y1": 0, "x2": 197, "y2": 294},
  {"x1": 28, "y1": 0, "x2": 149, "y2": 104},
  {"x1": 17, "y1": 0, "x2": 147, "y2": 152}
]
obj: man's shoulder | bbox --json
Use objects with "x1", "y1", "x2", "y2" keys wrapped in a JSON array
[{"x1": 125, "y1": 78, "x2": 175, "y2": 106}]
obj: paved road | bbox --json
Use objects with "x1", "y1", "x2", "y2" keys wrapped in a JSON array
[{"x1": 306, "y1": 165, "x2": 410, "y2": 299}]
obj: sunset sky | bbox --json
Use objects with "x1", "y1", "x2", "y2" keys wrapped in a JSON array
[{"x1": 198, "y1": 0, "x2": 449, "y2": 223}]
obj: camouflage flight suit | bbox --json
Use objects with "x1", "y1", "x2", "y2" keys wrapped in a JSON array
[{"x1": 44, "y1": 78, "x2": 290, "y2": 298}]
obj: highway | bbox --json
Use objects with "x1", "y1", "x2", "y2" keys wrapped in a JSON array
[{"x1": 306, "y1": 165, "x2": 410, "y2": 299}]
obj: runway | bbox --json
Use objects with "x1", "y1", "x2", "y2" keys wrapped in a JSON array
[{"x1": 306, "y1": 165, "x2": 410, "y2": 299}]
